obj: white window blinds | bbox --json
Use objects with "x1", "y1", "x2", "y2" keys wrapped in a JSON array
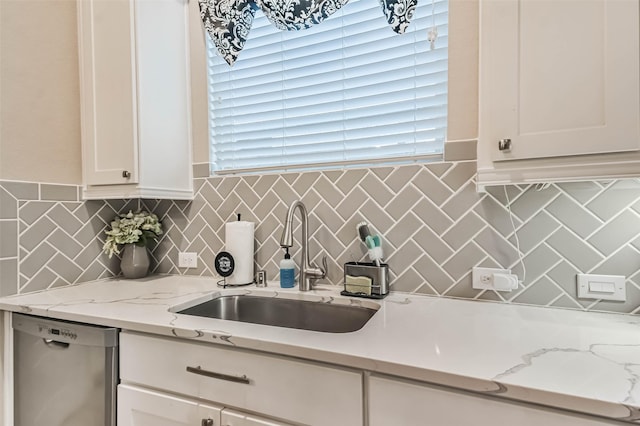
[{"x1": 207, "y1": 0, "x2": 448, "y2": 173}]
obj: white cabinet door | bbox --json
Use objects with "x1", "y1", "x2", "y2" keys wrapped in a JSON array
[
  {"x1": 369, "y1": 375, "x2": 620, "y2": 426},
  {"x1": 480, "y1": 0, "x2": 640, "y2": 162},
  {"x1": 120, "y1": 332, "x2": 363, "y2": 426},
  {"x1": 221, "y1": 409, "x2": 291, "y2": 426},
  {"x1": 118, "y1": 384, "x2": 223, "y2": 426},
  {"x1": 477, "y1": 0, "x2": 640, "y2": 187},
  {"x1": 77, "y1": 0, "x2": 193, "y2": 199},
  {"x1": 78, "y1": 0, "x2": 138, "y2": 186}
]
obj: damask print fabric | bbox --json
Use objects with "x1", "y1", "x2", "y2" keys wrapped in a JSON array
[
  {"x1": 198, "y1": 0, "x2": 417, "y2": 65},
  {"x1": 199, "y1": 0, "x2": 258, "y2": 66}
]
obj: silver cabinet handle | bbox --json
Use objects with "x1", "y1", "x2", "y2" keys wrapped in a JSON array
[
  {"x1": 122, "y1": 170, "x2": 131, "y2": 178},
  {"x1": 186, "y1": 366, "x2": 251, "y2": 384},
  {"x1": 498, "y1": 138, "x2": 512, "y2": 151},
  {"x1": 202, "y1": 419, "x2": 214, "y2": 426}
]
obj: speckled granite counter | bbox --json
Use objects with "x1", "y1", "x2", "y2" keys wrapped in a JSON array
[{"x1": 1, "y1": 275, "x2": 639, "y2": 423}]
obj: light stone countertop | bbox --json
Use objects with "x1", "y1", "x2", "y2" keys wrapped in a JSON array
[{"x1": 1, "y1": 275, "x2": 639, "y2": 423}]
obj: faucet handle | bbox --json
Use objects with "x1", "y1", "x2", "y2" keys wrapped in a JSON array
[
  {"x1": 308, "y1": 256, "x2": 327, "y2": 280},
  {"x1": 320, "y1": 255, "x2": 327, "y2": 279}
]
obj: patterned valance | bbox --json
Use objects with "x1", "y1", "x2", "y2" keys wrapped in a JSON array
[{"x1": 198, "y1": 0, "x2": 417, "y2": 65}]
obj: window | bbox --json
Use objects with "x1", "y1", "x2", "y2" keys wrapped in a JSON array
[{"x1": 207, "y1": 0, "x2": 448, "y2": 173}]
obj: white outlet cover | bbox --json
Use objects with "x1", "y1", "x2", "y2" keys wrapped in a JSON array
[{"x1": 178, "y1": 252, "x2": 198, "y2": 268}]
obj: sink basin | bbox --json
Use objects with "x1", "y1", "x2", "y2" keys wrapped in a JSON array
[{"x1": 173, "y1": 293, "x2": 378, "y2": 333}]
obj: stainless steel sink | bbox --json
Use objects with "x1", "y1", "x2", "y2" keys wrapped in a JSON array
[{"x1": 174, "y1": 294, "x2": 378, "y2": 333}]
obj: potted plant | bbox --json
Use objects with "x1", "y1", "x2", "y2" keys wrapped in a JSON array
[{"x1": 103, "y1": 210, "x2": 163, "y2": 278}]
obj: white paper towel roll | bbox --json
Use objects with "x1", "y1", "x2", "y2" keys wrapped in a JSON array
[{"x1": 225, "y1": 220, "x2": 255, "y2": 285}]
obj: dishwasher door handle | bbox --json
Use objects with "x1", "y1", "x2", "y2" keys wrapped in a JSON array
[{"x1": 43, "y1": 338, "x2": 70, "y2": 349}]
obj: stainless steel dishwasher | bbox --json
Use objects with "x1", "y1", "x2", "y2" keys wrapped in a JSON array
[{"x1": 12, "y1": 313, "x2": 118, "y2": 426}]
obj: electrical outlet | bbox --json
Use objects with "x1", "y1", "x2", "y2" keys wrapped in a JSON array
[
  {"x1": 178, "y1": 252, "x2": 198, "y2": 269},
  {"x1": 472, "y1": 267, "x2": 518, "y2": 291}
]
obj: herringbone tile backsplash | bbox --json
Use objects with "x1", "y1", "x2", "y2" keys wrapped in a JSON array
[{"x1": 2, "y1": 161, "x2": 640, "y2": 314}]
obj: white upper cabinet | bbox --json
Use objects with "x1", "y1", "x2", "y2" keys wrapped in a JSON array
[
  {"x1": 78, "y1": 0, "x2": 193, "y2": 200},
  {"x1": 477, "y1": 0, "x2": 640, "y2": 188}
]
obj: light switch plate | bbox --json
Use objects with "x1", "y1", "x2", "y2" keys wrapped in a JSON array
[{"x1": 577, "y1": 274, "x2": 625, "y2": 301}]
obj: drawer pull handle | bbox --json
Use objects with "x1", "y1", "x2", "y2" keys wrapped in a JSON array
[{"x1": 186, "y1": 365, "x2": 251, "y2": 384}]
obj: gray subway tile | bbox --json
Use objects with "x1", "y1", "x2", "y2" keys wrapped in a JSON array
[
  {"x1": 442, "y1": 242, "x2": 485, "y2": 281},
  {"x1": 412, "y1": 225, "x2": 454, "y2": 264},
  {"x1": 40, "y1": 184, "x2": 78, "y2": 201},
  {"x1": 444, "y1": 273, "x2": 481, "y2": 299},
  {"x1": 0, "y1": 258, "x2": 18, "y2": 296},
  {"x1": 591, "y1": 246, "x2": 640, "y2": 279},
  {"x1": 474, "y1": 195, "x2": 521, "y2": 237},
  {"x1": 1, "y1": 181, "x2": 39, "y2": 200},
  {"x1": 413, "y1": 168, "x2": 453, "y2": 206},
  {"x1": 391, "y1": 267, "x2": 425, "y2": 293},
  {"x1": 508, "y1": 210, "x2": 560, "y2": 254},
  {"x1": 412, "y1": 198, "x2": 453, "y2": 235},
  {"x1": 360, "y1": 174, "x2": 394, "y2": 207},
  {"x1": 313, "y1": 175, "x2": 344, "y2": 204},
  {"x1": 292, "y1": 172, "x2": 321, "y2": 197},
  {"x1": 20, "y1": 243, "x2": 57, "y2": 278},
  {"x1": 441, "y1": 180, "x2": 483, "y2": 220},
  {"x1": 556, "y1": 181, "x2": 604, "y2": 204},
  {"x1": 511, "y1": 276, "x2": 563, "y2": 306},
  {"x1": 442, "y1": 212, "x2": 485, "y2": 251},
  {"x1": 18, "y1": 201, "x2": 55, "y2": 225},
  {"x1": 412, "y1": 254, "x2": 453, "y2": 294},
  {"x1": 510, "y1": 185, "x2": 560, "y2": 222},
  {"x1": 424, "y1": 162, "x2": 454, "y2": 178},
  {"x1": 192, "y1": 163, "x2": 211, "y2": 178},
  {"x1": 441, "y1": 161, "x2": 477, "y2": 192},
  {"x1": 587, "y1": 180, "x2": 640, "y2": 222},
  {"x1": 587, "y1": 210, "x2": 640, "y2": 257},
  {"x1": 547, "y1": 228, "x2": 604, "y2": 272},
  {"x1": 386, "y1": 213, "x2": 423, "y2": 248},
  {"x1": 235, "y1": 180, "x2": 261, "y2": 209},
  {"x1": 21, "y1": 267, "x2": 58, "y2": 293},
  {"x1": 474, "y1": 227, "x2": 519, "y2": 269},
  {"x1": 518, "y1": 244, "x2": 562, "y2": 285},
  {"x1": 19, "y1": 216, "x2": 57, "y2": 252},
  {"x1": 443, "y1": 140, "x2": 477, "y2": 161},
  {"x1": 47, "y1": 204, "x2": 84, "y2": 235},
  {"x1": 385, "y1": 166, "x2": 421, "y2": 193},
  {"x1": 0, "y1": 220, "x2": 18, "y2": 257},
  {"x1": 0, "y1": 187, "x2": 17, "y2": 219},
  {"x1": 545, "y1": 193, "x2": 602, "y2": 239}
]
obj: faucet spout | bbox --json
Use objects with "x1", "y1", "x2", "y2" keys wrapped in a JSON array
[{"x1": 279, "y1": 200, "x2": 326, "y2": 291}]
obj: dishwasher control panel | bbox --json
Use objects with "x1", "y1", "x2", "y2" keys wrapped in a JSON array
[
  {"x1": 39, "y1": 324, "x2": 78, "y2": 340},
  {"x1": 12, "y1": 313, "x2": 119, "y2": 347}
]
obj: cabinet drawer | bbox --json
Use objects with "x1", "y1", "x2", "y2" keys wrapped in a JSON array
[{"x1": 120, "y1": 332, "x2": 363, "y2": 426}]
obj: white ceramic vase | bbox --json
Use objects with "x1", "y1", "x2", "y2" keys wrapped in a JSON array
[{"x1": 120, "y1": 244, "x2": 150, "y2": 279}]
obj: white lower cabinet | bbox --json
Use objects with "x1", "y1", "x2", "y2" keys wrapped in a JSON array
[
  {"x1": 369, "y1": 375, "x2": 621, "y2": 426},
  {"x1": 118, "y1": 384, "x2": 223, "y2": 426},
  {"x1": 221, "y1": 409, "x2": 290, "y2": 426},
  {"x1": 117, "y1": 384, "x2": 289, "y2": 426},
  {"x1": 119, "y1": 331, "x2": 363, "y2": 426}
]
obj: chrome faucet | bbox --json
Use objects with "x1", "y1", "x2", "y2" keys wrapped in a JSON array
[{"x1": 279, "y1": 200, "x2": 327, "y2": 291}]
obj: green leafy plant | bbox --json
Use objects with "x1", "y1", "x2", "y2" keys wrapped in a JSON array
[{"x1": 103, "y1": 210, "x2": 163, "y2": 258}]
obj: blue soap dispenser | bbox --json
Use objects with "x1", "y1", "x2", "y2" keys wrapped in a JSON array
[{"x1": 279, "y1": 248, "x2": 296, "y2": 288}]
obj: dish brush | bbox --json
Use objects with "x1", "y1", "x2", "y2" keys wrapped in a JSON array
[{"x1": 356, "y1": 222, "x2": 384, "y2": 266}]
